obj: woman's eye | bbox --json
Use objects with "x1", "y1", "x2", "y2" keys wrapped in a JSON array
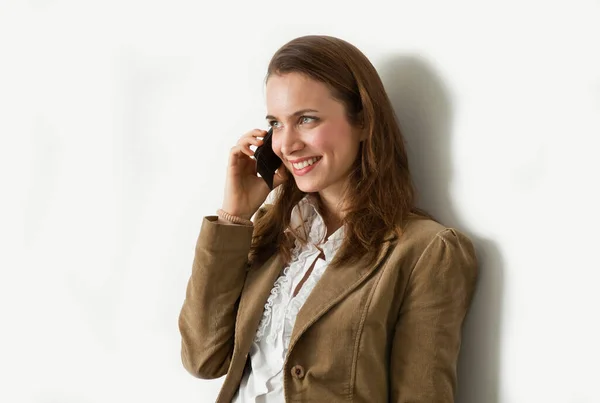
[{"x1": 300, "y1": 116, "x2": 317, "y2": 124}]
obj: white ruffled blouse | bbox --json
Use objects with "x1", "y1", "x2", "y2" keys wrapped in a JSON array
[{"x1": 232, "y1": 195, "x2": 344, "y2": 403}]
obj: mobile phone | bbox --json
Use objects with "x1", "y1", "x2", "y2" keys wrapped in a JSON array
[{"x1": 254, "y1": 128, "x2": 282, "y2": 190}]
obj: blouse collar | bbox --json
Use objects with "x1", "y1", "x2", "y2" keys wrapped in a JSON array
[{"x1": 287, "y1": 194, "x2": 345, "y2": 261}]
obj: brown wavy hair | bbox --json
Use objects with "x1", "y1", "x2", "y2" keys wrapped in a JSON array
[{"x1": 249, "y1": 35, "x2": 432, "y2": 268}]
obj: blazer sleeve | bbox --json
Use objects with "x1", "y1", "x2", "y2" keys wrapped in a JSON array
[
  {"x1": 178, "y1": 216, "x2": 254, "y2": 379},
  {"x1": 390, "y1": 228, "x2": 478, "y2": 402}
]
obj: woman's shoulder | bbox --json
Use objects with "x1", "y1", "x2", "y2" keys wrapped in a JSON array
[
  {"x1": 396, "y1": 217, "x2": 475, "y2": 258},
  {"x1": 391, "y1": 216, "x2": 478, "y2": 296}
]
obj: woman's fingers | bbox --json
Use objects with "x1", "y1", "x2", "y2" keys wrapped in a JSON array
[
  {"x1": 229, "y1": 145, "x2": 254, "y2": 165},
  {"x1": 232, "y1": 129, "x2": 267, "y2": 161},
  {"x1": 237, "y1": 129, "x2": 266, "y2": 148}
]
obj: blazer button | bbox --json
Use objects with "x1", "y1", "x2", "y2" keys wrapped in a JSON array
[{"x1": 291, "y1": 365, "x2": 305, "y2": 380}]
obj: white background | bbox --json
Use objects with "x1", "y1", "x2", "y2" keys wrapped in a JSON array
[{"x1": 1, "y1": 1, "x2": 599, "y2": 402}]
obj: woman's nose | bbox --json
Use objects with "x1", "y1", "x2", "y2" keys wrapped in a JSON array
[{"x1": 277, "y1": 127, "x2": 304, "y2": 157}]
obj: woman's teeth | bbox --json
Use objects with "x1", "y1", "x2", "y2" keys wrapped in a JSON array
[{"x1": 292, "y1": 157, "x2": 321, "y2": 169}]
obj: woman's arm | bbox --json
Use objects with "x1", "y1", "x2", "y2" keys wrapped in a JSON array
[
  {"x1": 390, "y1": 228, "x2": 478, "y2": 402},
  {"x1": 178, "y1": 216, "x2": 254, "y2": 379}
]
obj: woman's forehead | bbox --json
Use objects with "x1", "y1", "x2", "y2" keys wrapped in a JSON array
[{"x1": 266, "y1": 73, "x2": 340, "y2": 117}]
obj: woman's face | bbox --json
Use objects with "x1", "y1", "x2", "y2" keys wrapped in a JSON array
[{"x1": 266, "y1": 73, "x2": 364, "y2": 199}]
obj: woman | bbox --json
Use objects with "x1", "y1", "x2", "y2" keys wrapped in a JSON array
[{"x1": 179, "y1": 35, "x2": 478, "y2": 402}]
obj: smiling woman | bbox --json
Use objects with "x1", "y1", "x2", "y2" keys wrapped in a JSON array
[
  {"x1": 266, "y1": 73, "x2": 364, "y2": 205},
  {"x1": 178, "y1": 35, "x2": 478, "y2": 403}
]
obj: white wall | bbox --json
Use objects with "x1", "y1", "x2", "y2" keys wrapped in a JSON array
[{"x1": 1, "y1": 1, "x2": 599, "y2": 402}]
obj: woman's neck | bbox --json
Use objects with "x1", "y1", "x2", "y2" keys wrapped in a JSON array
[
  {"x1": 315, "y1": 191, "x2": 345, "y2": 240},
  {"x1": 324, "y1": 215, "x2": 342, "y2": 240}
]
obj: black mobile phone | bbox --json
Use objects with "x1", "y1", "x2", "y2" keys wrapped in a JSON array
[{"x1": 254, "y1": 128, "x2": 282, "y2": 190}]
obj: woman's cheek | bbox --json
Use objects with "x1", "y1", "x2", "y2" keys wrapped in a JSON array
[{"x1": 307, "y1": 135, "x2": 328, "y2": 152}]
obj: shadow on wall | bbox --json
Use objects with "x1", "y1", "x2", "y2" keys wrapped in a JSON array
[{"x1": 379, "y1": 55, "x2": 505, "y2": 403}]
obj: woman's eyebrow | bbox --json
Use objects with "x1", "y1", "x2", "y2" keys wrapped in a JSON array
[{"x1": 265, "y1": 109, "x2": 320, "y2": 120}]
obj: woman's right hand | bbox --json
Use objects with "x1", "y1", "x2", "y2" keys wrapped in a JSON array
[{"x1": 221, "y1": 129, "x2": 286, "y2": 220}]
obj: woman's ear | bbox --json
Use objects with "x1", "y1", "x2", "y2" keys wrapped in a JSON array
[
  {"x1": 360, "y1": 126, "x2": 369, "y2": 141},
  {"x1": 357, "y1": 110, "x2": 365, "y2": 128},
  {"x1": 354, "y1": 111, "x2": 368, "y2": 141},
  {"x1": 358, "y1": 123, "x2": 368, "y2": 142}
]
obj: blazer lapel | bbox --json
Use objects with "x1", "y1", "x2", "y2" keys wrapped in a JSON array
[
  {"x1": 232, "y1": 232, "x2": 397, "y2": 358},
  {"x1": 234, "y1": 254, "x2": 284, "y2": 354},
  {"x1": 288, "y1": 234, "x2": 397, "y2": 352}
]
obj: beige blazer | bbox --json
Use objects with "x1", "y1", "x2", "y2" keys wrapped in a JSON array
[{"x1": 178, "y1": 210, "x2": 477, "y2": 402}]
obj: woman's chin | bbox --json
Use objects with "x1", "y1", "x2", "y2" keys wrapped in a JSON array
[{"x1": 294, "y1": 179, "x2": 322, "y2": 194}]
